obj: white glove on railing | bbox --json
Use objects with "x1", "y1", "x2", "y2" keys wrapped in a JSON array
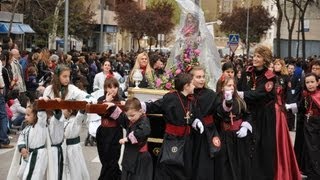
[{"x1": 192, "y1": 118, "x2": 204, "y2": 134}]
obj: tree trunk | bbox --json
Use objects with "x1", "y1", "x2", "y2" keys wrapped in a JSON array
[
  {"x1": 136, "y1": 37, "x2": 141, "y2": 52},
  {"x1": 275, "y1": 0, "x2": 283, "y2": 57},
  {"x1": 301, "y1": 15, "x2": 306, "y2": 60},
  {"x1": 296, "y1": 16, "x2": 300, "y2": 59},
  {"x1": 294, "y1": 0, "x2": 311, "y2": 60},
  {"x1": 300, "y1": 2, "x2": 309, "y2": 61},
  {"x1": 8, "y1": 0, "x2": 21, "y2": 37},
  {"x1": 48, "y1": 0, "x2": 65, "y2": 50},
  {"x1": 284, "y1": 0, "x2": 296, "y2": 59}
]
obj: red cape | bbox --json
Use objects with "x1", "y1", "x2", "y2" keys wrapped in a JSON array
[{"x1": 274, "y1": 87, "x2": 301, "y2": 180}]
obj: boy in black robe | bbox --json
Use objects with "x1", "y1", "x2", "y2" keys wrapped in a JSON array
[
  {"x1": 108, "y1": 97, "x2": 153, "y2": 180},
  {"x1": 141, "y1": 73, "x2": 204, "y2": 180}
]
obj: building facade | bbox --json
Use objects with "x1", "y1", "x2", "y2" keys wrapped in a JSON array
[
  {"x1": 262, "y1": 0, "x2": 320, "y2": 58},
  {"x1": 85, "y1": 0, "x2": 146, "y2": 53}
]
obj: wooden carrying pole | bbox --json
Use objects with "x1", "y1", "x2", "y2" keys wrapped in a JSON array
[{"x1": 34, "y1": 100, "x2": 123, "y2": 114}]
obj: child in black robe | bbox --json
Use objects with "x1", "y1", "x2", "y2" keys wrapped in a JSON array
[
  {"x1": 108, "y1": 97, "x2": 153, "y2": 180},
  {"x1": 286, "y1": 73, "x2": 320, "y2": 179},
  {"x1": 141, "y1": 73, "x2": 204, "y2": 180},
  {"x1": 190, "y1": 66, "x2": 231, "y2": 180},
  {"x1": 215, "y1": 76, "x2": 252, "y2": 180},
  {"x1": 96, "y1": 77, "x2": 125, "y2": 180}
]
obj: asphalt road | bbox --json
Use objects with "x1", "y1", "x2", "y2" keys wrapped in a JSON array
[
  {"x1": 0, "y1": 125, "x2": 298, "y2": 179},
  {"x1": 0, "y1": 125, "x2": 101, "y2": 179}
]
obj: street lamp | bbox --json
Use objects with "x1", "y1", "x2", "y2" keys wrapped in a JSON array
[
  {"x1": 206, "y1": 20, "x2": 222, "y2": 26},
  {"x1": 245, "y1": 0, "x2": 251, "y2": 57},
  {"x1": 64, "y1": 0, "x2": 69, "y2": 54},
  {"x1": 206, "y1": 20, "x2": 222, "y2": 37}
]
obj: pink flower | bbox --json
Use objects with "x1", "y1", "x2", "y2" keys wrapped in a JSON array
[
  {"x1": 184, "y1": 53, "x2": 188, "y2": 58},
  {"x1": 155, "y1": 78, "x2": 162, "y2": 88},
  {"x1": 165, "y1": 82, "x2": 172, "y2": 89},
  {"x1": 194, "y1": 49, "x2": 201, "y2": 56},
  {"x1": 184, "y1": 58, "x2": 191, "y2": 63},
  {"x1": 175, "y1": 69, "x2": 182, "y2": 75}
]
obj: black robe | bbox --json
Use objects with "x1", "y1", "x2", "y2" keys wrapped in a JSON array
[
  {"x1": 215, "y1": 95, "x2": 252, "y2": 180},
  {"x1": 96, "y1": 94, "x2": 124, "y2": 180},
  {"x1": 192, "y1": 88, "x2": 225, "y2": 180},
  {"x1": 298, "y1": 90, "x2": 320, "y2": 179},
  {"x1": 145, "y1": 91, "x2": 200, "y2": 180},
  {"x1": 238, "y1": 66, "x2": 276, "y2": 180},
  {"x1": 115, "y1": 115, "x2": 153, "y2": 180}
]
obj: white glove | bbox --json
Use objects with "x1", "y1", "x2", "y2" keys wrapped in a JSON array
[
  {"x1": 192, "y1": 118, "x2": 204, "y2": 134},
  {"x1": 285, "y1": 103, "x2": 298, "y2": 114},
  {"x1": 224, "y1": 90, "x2": 233, "y2": 101},
  {"x1": 38, "y1": 81, "x2": 44, "y2": 86},
  {"x1": 237, "y1": 91, "x2": 244, "y2": 99},
  {"x1": 236, "y1": 127, "x2": 248, "y2": 138},
  {"x1": 285, "y1": 104, "x2": 291, "y2": 110}
]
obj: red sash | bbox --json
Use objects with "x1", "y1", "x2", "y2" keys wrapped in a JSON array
[
  {"x1": 101, "y1": 118, "x2": 118, "y2": 127},
  {"x1": 221, "y1": 119, "x2": 243, "y2": 131},
  {"x1": 165, "y1": 123, "x2": 190, "y2": 137}
]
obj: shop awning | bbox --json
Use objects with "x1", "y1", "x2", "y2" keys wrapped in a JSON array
[
  {"x1": 18, "y1": 24, "x2": 35, "y2": 33},
  {"x1": 0, "y1": 22, "x2": 35, "y2": 34}
]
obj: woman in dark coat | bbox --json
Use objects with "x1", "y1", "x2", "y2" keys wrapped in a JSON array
[{"x1": 238, "y1": 45, "x2": 276, "y2": 180}]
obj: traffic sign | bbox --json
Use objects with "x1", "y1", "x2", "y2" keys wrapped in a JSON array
[
  {"x1": 229, "y1": 44, "x2": 239, "y2": 53},
  {"x1": 228, "y1": 34, "x2": 240, "y2": 44}
]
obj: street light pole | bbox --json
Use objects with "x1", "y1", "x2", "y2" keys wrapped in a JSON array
[
  {"x1": 100, "y1": 0, "x2": 105, "y2": 53},
  {"x1": 245, "y1": 0, "x2": 250, "y2": 57},
  {"x1": 63, "y1": 0, "x2": 69, "y2": 54}
]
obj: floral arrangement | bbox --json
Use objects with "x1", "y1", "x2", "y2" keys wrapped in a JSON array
[{"x1": 154, "y1": 40, "x2": 201, "y2": 90}]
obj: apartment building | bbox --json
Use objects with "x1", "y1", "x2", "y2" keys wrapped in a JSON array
[
  {"x1": 262, "y1": 0, "x2": 320, "y2": 58},
  {"x1": 85, "y1": 0, "x2": 146, "y2": 53}
]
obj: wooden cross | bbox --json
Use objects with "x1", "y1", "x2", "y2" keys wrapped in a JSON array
[
  {"x1": 306, "y1": 110, "x2": 313, "y2": 123},
  {"x1": 229, "y1": 112, "x2": 236, "y2": 125}
]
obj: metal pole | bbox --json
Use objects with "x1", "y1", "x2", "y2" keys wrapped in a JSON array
[
  {"x1": 64, "y1": 0, "x2": 69, "y2": 54},
  {"x1": 296, "y1": 12, "x2": 301, "y2": 58},
  {"x1": 245, "y1": 0, "x2": 250, "y2": 57},
  {"x1": 100, "y1": 0, "x2": 105, "y2": 53}
]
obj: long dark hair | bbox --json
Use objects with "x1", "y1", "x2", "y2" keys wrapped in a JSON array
[
  {"x1": 104, "y1": 77, "x2": 120, "y2": 101},
  {"x1": 52, "y1": 64, "x2": 71, "y2": 99}
]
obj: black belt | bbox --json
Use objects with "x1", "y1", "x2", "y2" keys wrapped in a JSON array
[
  {"x1": 66, "y1": 136, "x2": 80, "y2": 145},
  {"x1": 51, "y1": 142, "x2": 64, "y2": 180},
  {"x1": 27, "y1": 145, "x2": 45, "y2": 180}
]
